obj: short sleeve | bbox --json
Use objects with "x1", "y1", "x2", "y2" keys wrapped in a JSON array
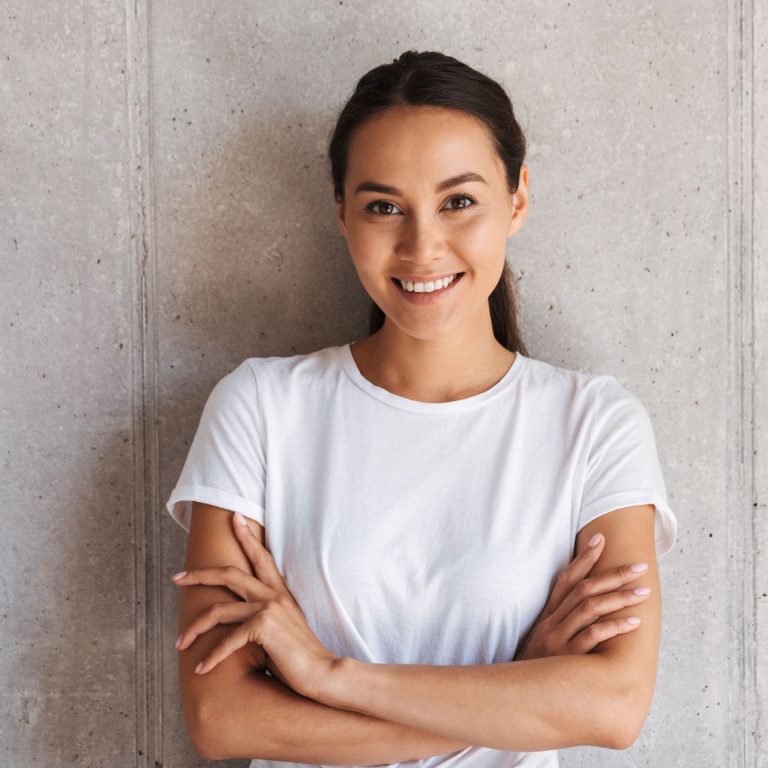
[
  {"x1": 577, "y1": 376, "x2": 677, "y2": 558},
  {"x1": 165, "y1": 359, "x2": 267, "y2": 533}
]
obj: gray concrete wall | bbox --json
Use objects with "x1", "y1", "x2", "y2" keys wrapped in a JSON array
[{"x1": 1, "y1": 1, "x2": 764, "y2": 766}]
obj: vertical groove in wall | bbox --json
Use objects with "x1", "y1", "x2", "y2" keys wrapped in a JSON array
[
  {"x1": 745, "y1": 0, "x2": 764, "y2": 758},
  {"x1": 125, "y1": 0, "x2": 162, "y2": 766},
  {"x1": 726, "y1": 0, "x2": 756, "y2": 765}
]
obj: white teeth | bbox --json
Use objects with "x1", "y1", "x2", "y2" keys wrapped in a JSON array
[{"x1": 398, "y1": 273, "x2": 459, "y2": 293}]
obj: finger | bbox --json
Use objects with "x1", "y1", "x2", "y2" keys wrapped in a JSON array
[
  {"x1": 558, "y1": 586, "x2": 652, "y2": 642},
  {"x1": 565, "y1": 615, "x2": 643, "y2": 654},
  {"x1": 545, "y1": 534, "x2": 606, "y2": 616},
  {"x1": 551, "y1": 561, "x2": 650, "y2": 623},
  {"x1": 172, "y1": 565, "x2": 271, "y2": 602},
  {"x1": 194, "y1": 623, "x2": 253, "y2": 674},
  {"x1": 232, "y1": 512, "x2": 294, "y2": 598},
  {"x1": 177, "y1": 600, "x2": 261, "y2": 651}
]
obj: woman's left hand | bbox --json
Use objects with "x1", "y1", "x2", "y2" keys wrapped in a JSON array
[{"x1": 172, "y1": 511, "x2": 340, "y2": 702}]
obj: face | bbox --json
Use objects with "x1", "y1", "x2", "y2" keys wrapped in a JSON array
[{"x1": 333, "y1": 105, "x2": 528, "y2": 343}]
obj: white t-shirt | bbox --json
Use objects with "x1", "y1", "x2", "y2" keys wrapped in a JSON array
[{"x1": 166, "y1": 343, "x2": 677, "y2": 768}]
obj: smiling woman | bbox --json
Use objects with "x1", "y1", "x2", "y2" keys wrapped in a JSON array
[
  {"x1": 165, "y1": 50, "x2": 677, "y2": 767},
  {"x1": 331, "y1": 100, "x2": 528, "y2": 367}
]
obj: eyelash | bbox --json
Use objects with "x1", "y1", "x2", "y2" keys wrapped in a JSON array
[{"x1": 365, "y1": 194, "x2": 478, "y2": 217}]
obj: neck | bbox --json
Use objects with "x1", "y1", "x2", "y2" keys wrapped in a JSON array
[{"x1": 351, "y1": 315, "x2": 516, "y2": 404}]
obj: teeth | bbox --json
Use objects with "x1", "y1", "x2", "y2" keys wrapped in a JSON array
[{"x1": 398, "y1": 273, "x2": 459, "y2": 293}]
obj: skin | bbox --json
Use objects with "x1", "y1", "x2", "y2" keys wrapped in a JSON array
[{"x1": 332, "y1": 104, "x2": 529, "y2": 402}]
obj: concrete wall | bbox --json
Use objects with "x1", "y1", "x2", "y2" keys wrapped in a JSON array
[{"x1": 1, "y1": 1, "x2": 764, "y2": 766}]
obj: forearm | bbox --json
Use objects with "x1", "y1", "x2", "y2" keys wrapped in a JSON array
[
  {"x1": 319, "y1": 653, "x2": 636, "y2": 752},
  {"x1": 196, "y1": 665, "x2": 473, "y2": 762},
  {"x1": 178, "y1": 581, "x2": 471, "y2": 762}
]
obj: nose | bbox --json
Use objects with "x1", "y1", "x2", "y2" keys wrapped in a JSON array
[{"x1": 396, "y1": 213, "x2": 447, "y2": 265}]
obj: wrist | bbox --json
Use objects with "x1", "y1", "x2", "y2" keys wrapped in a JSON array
[{"x1": 317, "y1": 655, "x2": 360, "y2": 709}]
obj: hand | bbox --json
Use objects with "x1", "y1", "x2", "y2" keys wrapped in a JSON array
[
  {"x1": 513, "y1": 533, "x2": 651, "y2": 661},
  {"x1": 172, "y1": 511, "x2": 340, "y2": 701}
]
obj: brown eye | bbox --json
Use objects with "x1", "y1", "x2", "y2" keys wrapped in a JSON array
[
  {"x1": 365, "y1": 194, "x2": 477, "y2": 217},
  {"x1": 366, "y1": 200, "x2": 400, "y2": 216},
  {"x1": 444, "y1": 194, "x2": 477, "y2": 212}
]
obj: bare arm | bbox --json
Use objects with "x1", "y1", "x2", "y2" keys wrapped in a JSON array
[
  {"x1": 178, "y1": 502, "x2": 473, "y2": 762},
  {"x1": 315, "y1": 505, "x2": 662, "y2": 752}
]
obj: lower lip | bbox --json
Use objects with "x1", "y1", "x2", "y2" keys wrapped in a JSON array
[{"x1": 391, "y1": 273, "x2": 465, "y2": 305}]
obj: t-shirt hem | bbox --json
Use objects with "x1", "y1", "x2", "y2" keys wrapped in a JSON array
[
  {"x1": 577, "y1": 490, "x2": 677, "y2": 558},
  {"x1": 165, "y1": 484, "x2": 266, "y2": 532}
]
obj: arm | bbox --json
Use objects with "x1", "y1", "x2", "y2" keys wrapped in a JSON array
[
  {"x1": 318, "y1": 504, "x2": 662, "y2": 752},
  {"x1": 178, "y1": 502, "x2": 473, "y2": 762}
]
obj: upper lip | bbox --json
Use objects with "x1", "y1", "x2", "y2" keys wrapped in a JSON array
[{"x1": 391, "y1": 272, "x2": 463, "y2": 282}]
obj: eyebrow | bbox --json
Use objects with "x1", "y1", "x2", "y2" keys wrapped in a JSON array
[{"x1": 353, "y1": 171, "x2": 489, "y2": 196}]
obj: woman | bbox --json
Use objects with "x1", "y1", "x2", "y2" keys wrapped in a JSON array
[{"x1": 166, "y1": 50, "x2": 677, "y2": 767}]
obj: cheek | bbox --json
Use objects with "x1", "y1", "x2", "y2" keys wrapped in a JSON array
[{"x1": 455, "y1": 214, "x2": 506, "y2": 249}]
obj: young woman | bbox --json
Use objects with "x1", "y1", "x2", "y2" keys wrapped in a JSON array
[{"x1": 166, "y1": 50, "x2": 677, "y2": 767}]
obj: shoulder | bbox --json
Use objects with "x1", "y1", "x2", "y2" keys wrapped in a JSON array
[
  {"x1": 242, "y1": 344, "x2": 340, "y2": 382},
  {"x1": 212, "y1": 345, "x2": 340, "y2": 393},
  {"x1": 519, "y1": 354, "x2": 654, "y2": 438},
  {"x1": 206, "y1": 345, "x2": 344, "y2": 420},
  {"x1": 520, "y1": 353, "x2": 612, "y2": 412},
  {"x1": 238, "y1": 344, "x2": 343, "y2": 401}
]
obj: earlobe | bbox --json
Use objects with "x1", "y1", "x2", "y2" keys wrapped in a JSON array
[
  {"x1": 329, "y1": 180, "x2": 349, "y2": 238},
  {"x1": 334, "y1": 202, "x2": 347, "y2": 239},
  {"x1": 335, "y1": 208, "x2": 347, "y2": 238},
  {"x1": 507, "y1": 165, "x2": 529, "y2": 236}
]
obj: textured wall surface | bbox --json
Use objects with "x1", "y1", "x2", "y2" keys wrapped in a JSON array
[{"x1": 1, "y1": 1, "x2": 765, "y2": 766}]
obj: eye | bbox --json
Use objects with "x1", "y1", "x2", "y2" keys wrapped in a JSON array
[
  {"x1": 364, "y1": 194, "x2": 478, "y2": 217},
  {"x1": 444, "y1": 194, "x2": 477, "y2": 213},
  {"x1": 366, "y1": 200, "x2": 400, "y2": 216}
]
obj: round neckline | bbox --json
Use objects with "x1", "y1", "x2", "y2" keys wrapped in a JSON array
[{"x1": 336, "y1": 342, "x2": 526, "y2": 414}]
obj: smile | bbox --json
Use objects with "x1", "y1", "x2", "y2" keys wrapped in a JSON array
[{"x1": 390, "y1": 272, "x2": 465, "y2": 304}]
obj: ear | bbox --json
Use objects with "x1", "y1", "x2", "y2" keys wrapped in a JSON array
[
  {"x1": 331, "y1": 179, "x2": 347, "y2": 238},
  {"x1": 507, "y1": 164, "x2": 529, "y2": 238}
]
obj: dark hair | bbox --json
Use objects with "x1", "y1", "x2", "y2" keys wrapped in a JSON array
[{"x1": 326, "y1": 50, "x2": 529, "y2": 356}]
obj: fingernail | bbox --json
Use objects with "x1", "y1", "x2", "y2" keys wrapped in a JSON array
[
  {"x1": 194, "y1": 661, "x2": 203, "y2": 674},
  {"x1": 172, "y1": 570, "x2": 187, "y2": 580},
  {"x1": 627, "y1": 616, "x2": 642, "y2": 625},
  {"x1": 634, "y1": 586, "x2": 651, "y2": 595},
  {"x1": 234, "y1": 511, "x2": 248, "y2": 526},
  {"x1": 175, "y1": 634, "x2": 182, "y2": 649},
  {"x1": 589, "y1": 533, "x2": 603, "y2": 547},
  {"x1": 630, "y1": 563, "x2": 648, "y2": 572}
]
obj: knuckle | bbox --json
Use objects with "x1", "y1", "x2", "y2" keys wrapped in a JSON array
[
  {"x1": 264, "y1": 598, "x2": 281, "y2": 614},
  {"x1": 573, "y1": 580, "x2": 590, "y2": 599},
  {"x1": 619, "y1": 564, "x2": 636, "y2": 579},
  {"x1": 582, "y1": 596, "x2": 601, "y2": 614},
  {"x1": 584, "y1": 623, "x2": 604, "y2": 642}
]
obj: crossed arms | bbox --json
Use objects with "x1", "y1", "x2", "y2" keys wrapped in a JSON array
[{"x1": 177, "y1": 502, "x2": 661, "y2": 761}]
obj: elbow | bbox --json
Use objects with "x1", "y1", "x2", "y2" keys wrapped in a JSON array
[
  {"x1": 183, "y1": 696, "x2": 226, "y2": 761},
  {"x1": 607, "y1": 720, "x2": 641, "y2": 751},
  {"x1": 604, "y1": 685, "x2": 653, "y2": 750}
]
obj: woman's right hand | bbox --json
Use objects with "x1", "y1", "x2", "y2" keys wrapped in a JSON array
[{"x1": 513, "y1": 533, "x2": 651, "y2": 661}]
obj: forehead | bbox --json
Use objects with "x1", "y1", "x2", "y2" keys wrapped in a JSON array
[{"x1": 345, "y1": 106, "x2": 503, "y2": 189}]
